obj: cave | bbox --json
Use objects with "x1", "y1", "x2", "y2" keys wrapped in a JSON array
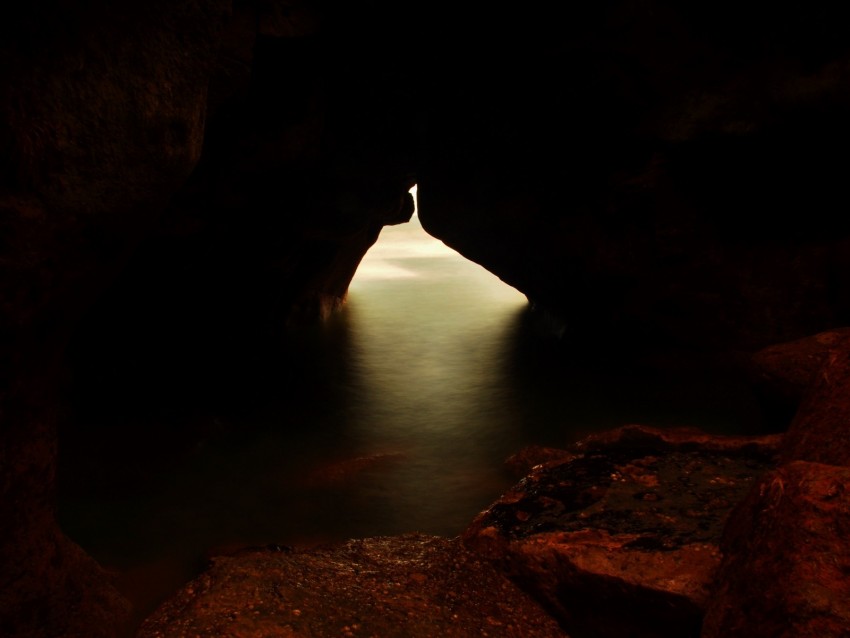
[{"x1": 3, "y1": 2, "x2": 850, "y2": 637}]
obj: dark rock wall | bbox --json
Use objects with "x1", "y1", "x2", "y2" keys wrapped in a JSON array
[
  {"x1": 416, "y1": 1, "x2": 850, "y2": 351},
  {"x1": 2, "y1": 1, "x2": 418, "y2": 634},
  {"x1": 1, "y1": 3, "x2": 229, "y2": 636},
  {"x1": 157, "y1": 1, "x2": 418, "y2": 328}
]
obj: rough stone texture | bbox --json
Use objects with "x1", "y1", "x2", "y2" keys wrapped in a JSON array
[
  {"x1": 780, "y1": 337, "x2": 850, "y2": 467},
  {"x1": 749, "y1": 328, "x2": 850, "y2": 427},
  {"x1": 137, "y1": 534, "x2": 567, "y2": 638},
  {"x1": 464, "y1": 427, "x2": 780, "y2": 638},
  {"x1": 702, "y1": 461, "x2": 850, "y2": 638}
]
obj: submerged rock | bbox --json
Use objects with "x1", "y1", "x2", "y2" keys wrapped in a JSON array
[
  {"x1": 137, "y1": 534, "x2": 567, "y2": 637},
  {"x1": 464, "y1": 426, "x2": 780, "y2": 638},
  {"x1": 300, "y1": 451, "x2": 408, "y2": 487},
  {"x1": 702, "y1": 461, "x2": 850, "y2": 638}
]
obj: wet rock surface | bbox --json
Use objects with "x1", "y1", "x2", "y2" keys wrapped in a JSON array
[
  {"x1": 464, "y1": 426, "x2": 780, "y2": 638},
  {"x1": 137, "y1": 534, "x2": 567, "y2": 638},
  {"x1": 702, "y1": 461, "x2": 850, "y2": 638}
]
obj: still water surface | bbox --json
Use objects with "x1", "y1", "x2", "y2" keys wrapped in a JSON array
[{"x1": 59, "y1": 203, "x2": 763, "y2": 623}]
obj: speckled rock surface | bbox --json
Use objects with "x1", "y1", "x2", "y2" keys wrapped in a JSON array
[
  {"x1": 702, "y1": 461, "x2": 850, "y2": 638},
  {"x1": 464, "y1": 426, "x2": 780, "y2": 638},
  {"x1": 137, "y1": 534, "x2": 567, "y2": 637}
]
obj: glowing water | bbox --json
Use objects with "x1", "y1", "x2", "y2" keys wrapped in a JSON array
[{"x1": 59, "y1": 198, "x2": 762, "y2": 625}]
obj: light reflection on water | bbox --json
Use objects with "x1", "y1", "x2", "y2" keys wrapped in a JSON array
[
  {"x1": 59, "y1": 208, "x2": 764, "y2": 626},
  {"x1": 338, "y1": 211, "x2": 529, "y2": 536}
]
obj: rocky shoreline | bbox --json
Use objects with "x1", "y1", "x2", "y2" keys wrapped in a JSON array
[{"x1": 137, "y1": 330, "x2": 850, "y2": 637}]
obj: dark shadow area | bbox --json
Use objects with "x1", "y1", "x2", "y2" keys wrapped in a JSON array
[
  {"x1": 58, "y1": 239, "x2": 361, "y2": 629},
  {"x1": 500, "y1": 305, "x2": 775, "y2": 446}
]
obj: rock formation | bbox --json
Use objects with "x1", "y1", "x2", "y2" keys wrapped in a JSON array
[
  {"x1": 1, "y1": 2, "x2": 415, "y2": 635},
  {"x1": 463, "y1": 426, "x2": 781, "y2": 638},
  {"x1": 699, "y1": 335, "x2": 850, "y2": 637},
  {"x1": 702, "y1": 461, "x2": 850, "y2": 638},
  {"x1": 417, "y1": 2, "x2": 850, "y2": 351},
  {"x1": 2, "y1": 3, "x2": 229, "y2": 635}
]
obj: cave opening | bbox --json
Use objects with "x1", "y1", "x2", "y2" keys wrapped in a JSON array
[
  {"x1": 56, "y1": 185, "x2": 766, "y2": 633},
  {"x1": 55, "y1": 184, "x2": 541, "y2": 626}
]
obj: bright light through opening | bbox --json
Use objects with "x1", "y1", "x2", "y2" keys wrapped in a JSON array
[
  {"x1": 350, "y1": 185, "x2": 465, "y2": 283},
  {"x1": 410, "y1": 183, "x2": 418, "y2": 214}
]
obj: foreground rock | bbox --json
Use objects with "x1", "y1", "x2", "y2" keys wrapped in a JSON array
[
  {"x1": 138, "y1": 534, "x2": 567, "y2": 637},
  {"x1": 780, "y1": 336, "x2": 850, "y2": 466},
  {"x1": 749, "y1": 328, "x2": 850, "y2": 426},
  {"x1": 702, "y1": 461, "x2": 850, "y2": 637},
  {"x1": 464, "y1": 426, "x2": 781, "y2": 638}
]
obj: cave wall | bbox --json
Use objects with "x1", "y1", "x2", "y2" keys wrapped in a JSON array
[
  {"x1": 416, "y1": 1, "x2": 850, "y2": 351},
  {"x1": 0, "y1": 2, "x2": 416, "y2": 635},
  {"x1": 156, "y1": 0, "x2": 418, "y2": 329}
]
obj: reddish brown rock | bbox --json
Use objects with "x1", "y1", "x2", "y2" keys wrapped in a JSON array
[
  {"x1": 504, "y1": 446, "x2": 577, "y2": 479},
  {"x1": 780, "y1": 338, "x2": 850, "y2": 466},
  {"x1": 749, "y1": 328, "x2": 850, "y2": 426},
  {"x1": 463, "y1": 427, "x2": 779, "y2": 638},
  {"x1": 701, "y1": 461, "x2": 850, "y2": 638},
  {"x1": 137, "y1": 534, "x2": 567, "y2": 638},
  {"x1": 569, "y1": 424, "x2": 783, "y2": 458}
]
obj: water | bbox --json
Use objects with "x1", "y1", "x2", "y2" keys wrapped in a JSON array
[{"x1": 58, "y1": 206, "x2": 766, "y2": 626}]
